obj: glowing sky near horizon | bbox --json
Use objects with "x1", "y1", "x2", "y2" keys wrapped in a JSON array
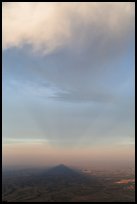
[{"x1": 2, "y1": 2, "x2": 135, "y2": 167}]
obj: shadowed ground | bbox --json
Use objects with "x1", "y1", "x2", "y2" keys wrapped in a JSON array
[{"x1": 2, "y1": 165, "x2": 135, "y2": 202}]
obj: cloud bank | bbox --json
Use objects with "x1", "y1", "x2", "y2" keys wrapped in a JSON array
[
  {"x1": 2, "y1": 2, "x2": 135, "y2": 148},
  {"x1": 2, "y1": 2, "x2": 134, "y2": 54}
]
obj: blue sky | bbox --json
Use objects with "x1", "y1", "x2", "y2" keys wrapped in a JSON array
[{"x1": 2, "y1": 2, "x2": 135, "y2": 167}]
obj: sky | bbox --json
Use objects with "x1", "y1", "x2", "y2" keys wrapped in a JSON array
[{"x1": 2, "y1": 2, "x2": 135, "y2": 168}]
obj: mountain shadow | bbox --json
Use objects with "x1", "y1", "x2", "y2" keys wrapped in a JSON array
[
  {"x1": 2, "y1": 165, "x2": 135, "y2": 202},
  {"x1": 37, "y1": 164, "x2": 95, "y2": 186},
  {"x1": 44, "y1": 164, "x2": 82, "y2": 176}
]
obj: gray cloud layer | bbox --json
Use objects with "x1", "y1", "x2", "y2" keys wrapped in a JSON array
[
  {"x1": 2, "y1": 3, "x2": 135, "y2": 146},
  {"x1": 3, "y1": 2, "x2": 135, "y2": 102},
  {"x1": 3, "y1": 2, "x2": 134, "y2": 54}
]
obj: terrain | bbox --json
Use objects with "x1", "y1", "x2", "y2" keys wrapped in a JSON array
[{"x1": 2, "y1": 164, "x2": 135, "y2": 202}]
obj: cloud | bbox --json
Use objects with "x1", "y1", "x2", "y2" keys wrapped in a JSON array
[
  {"x1": 52, "y1": 90, "x2": 113, "y2": 103},
  {"x1": 2, "y1": 2, "x2": 134, "y2": 55},
  {"x1": 2, "y1": 3, "x2": 135, "y2": 103},
  {"x1": 2, "y1": 3, "x2": 134, "y2": 103},
  {"x1": 9, "y1": 79, "x2": 66, "y2": 99},
  {"x1": 2, "y1": 2, "x2": 135, "y2": 148}
]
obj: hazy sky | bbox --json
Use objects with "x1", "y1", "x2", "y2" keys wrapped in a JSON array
[{"x1": 2, "y1": 2, "x2": 135, "y2": 167}]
